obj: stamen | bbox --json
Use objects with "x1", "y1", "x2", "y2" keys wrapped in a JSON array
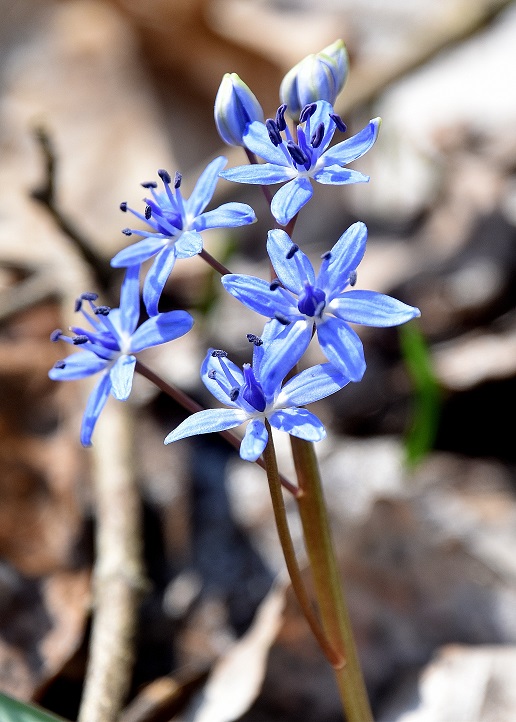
[
  {"x1": 158, "y1": 169, "x2": 172, "y2": 184},
  {"x1": 72, "y1": 335, "x2": 89, "y2": 345},
  {"x1": 275, "y1": 104, "x2": 287, "y2": 131},
  {"x1": 74, "y1": 298, "x2": 82, "y2": 312},
  {"x1": 310, "y1": 122, "x2": 325, "y2": 148},
  {"x1": 208, "y1": 369, "x2": 217, "y2": 379},
  {"x1": 53, "y1": 360, "x2": 66, "y2": 369},
  {"x1": 211, "y1": 349, "x2": 228, "y2": 358},
  {"x1": 229, "y1": 387, "x2": 240, "y2": 401},
  {"x1": 144, "y1": 205, "x2": 152, "y2": 220},
  {"x1": 265, "y1": 119, "x2": 282, "y2": 147},
  {"x1": 269, "y1": 279, "x2": 281, "y2": 291},
  {"x1": 50, "y1": 329, "x2": 62, "y2": 342},
  {"x1": 349, "y1": 270, "x2": 357, "y2": 287},
  {"x1": 141, "y1": 181, "x2": 158, "y2": 189},
  {"x1": 174, "y1": 172, "x2": 182, "y2": 189},
  {"x1": 246, "y1": 333, "x2": 263, "y2": 346},
  {"x1": 287, "y1": 141, "x2": 309, "y2": 165},
  {"x1": 329, "y1": 113, "x2": 347, "y2": 133},
  {"x1": 120, "y1": 202, "x2": 128, "y2": 212},
  {"x1": 122, "y1": 228, "x2": 132, "y2": 236},
  {"x1": 286, "y1": 244, "x2": 299, "y2": 260},
  {"x1": 274, "y1": 313, "x2": 291, "y2": 325},
  {"x1": 94, "y1": 306, "x2": 111, "y2": 316},
  {"x1": 297, "y1": 284, "x2": 326, "y2": 317},
  {"x1": 299, "y1": 103, "x2": 317, "y2": 123},
  {"x1": 241, "y1": 364, "x2": 266, "y2": 412},
  {"x1": 81, "y1": 292, "x2": 99, "y2": 301},
  {"x1": 321, "y1": 251, "x2": 332, "y2": 261}
]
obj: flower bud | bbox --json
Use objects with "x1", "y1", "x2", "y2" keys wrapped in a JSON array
[
  {"x1": 280, "y1": 39, "x2": 349, "y2": 119},
  {"x1": 214, "y1": 73, "x2": 264, "y2": 146}
]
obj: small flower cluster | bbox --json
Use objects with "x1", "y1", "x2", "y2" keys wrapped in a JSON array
[{"x1": 50, "y1": 39, "x2": 420, "y2": 457}]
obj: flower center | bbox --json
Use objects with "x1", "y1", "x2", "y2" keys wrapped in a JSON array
[
  {"x1": 297, "y1": 283, "x2": 326, "y2": 317},
  {"x1": 241, "y1": 364, "x2": 266, "y2": 412}
]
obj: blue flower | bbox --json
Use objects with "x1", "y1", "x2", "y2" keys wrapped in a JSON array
[
  {"x1": 111, "y1": 156, "x2": 256, "y2": 315},
  {"x1": 164, "y1": 332, "x2": 350, "y2": 462},
  {"x1": 221, "y1": 222, "x2": 421, "y2": 382},
  {"x1": 49, "y1": 265, "x2": 194, "y2": 446},
  {"x1": 219, "y1": 100, "x2": 380, "y2": 226},
  {"x1": 214, "y1": 73, "x2": 264, "y2": 146}
]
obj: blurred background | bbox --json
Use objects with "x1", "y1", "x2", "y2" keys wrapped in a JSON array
[{"x1": 1, "y1": 0, "x2": 516, "y2": 720}]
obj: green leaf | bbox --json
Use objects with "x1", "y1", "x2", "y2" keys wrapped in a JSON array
[
  {"x1": 0, "y1": 693, "x2": 69, "y2": 722},
  {"x1": 399, "y1": 319, "x2": 442, "y2": 466}
]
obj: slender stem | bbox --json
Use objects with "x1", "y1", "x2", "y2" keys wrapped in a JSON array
[
  {"x1": 262, "y1": 421, "x2": 344, "y2": 667},
  {"x1": 244, "y1": 148, "x2": 274, "y2": 206},
  {"x1": 290, "y1": 436, "x2": 373, "y2": 722},
  {"x1": 198, "y1": 248, "x2": 232, "y2": 276},
  {"x1": 135, "y1": 360, "x2": 299, "y2": 496}
]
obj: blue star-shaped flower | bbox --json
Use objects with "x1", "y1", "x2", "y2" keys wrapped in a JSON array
[
  {"x1": 164, "y1": 332, "x2": 350, "y2": 462},
  {"x1": 221, "y1": 222, "x2": 421, "y2": 382},
  {"x1": 111, "y1": 156, "x2": 256, "y2": 315},
  {"x1": 49, "y1": 265, "x2": 194, "y2": 446},
  {"x1": 219, "y1": 101, "x2": 380, "y2": 226}
]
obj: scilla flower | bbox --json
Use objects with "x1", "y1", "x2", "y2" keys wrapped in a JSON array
[
  {"x1": 220, "y1": 100, "x2": 380, "y2": 226},
  {"x1": 164, "y1": 333, "x2": 349, "y2": 462},
  {"x1": 111, "y1": 156, "x2": 256, "y2": 315},
  {"x1": 49, "y1": 265, "x2": 193, "y2": 446},
  {"x1": 214, "y1": 73, "x2": 264, "y2": 146},
  {"x1": 221, "y1": 222, "x2": 421, "y2": 382},
  {"x1": 280, "y1": 39, "x2": 349, "y2": 119}
]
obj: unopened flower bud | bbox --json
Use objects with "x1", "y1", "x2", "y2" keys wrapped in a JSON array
[
  {"x1": 214, "y1": 73, "x2": 264, "y2": 146},
  {"x1": 280, "y1": 39, "x2": 349, "y2": 119}
]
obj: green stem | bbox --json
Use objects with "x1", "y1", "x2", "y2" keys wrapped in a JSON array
[
  {"x1": 262, "y1": 422, "x2": 344, "y2": 667},
  {"x1": 290, "y1": 436, "x2": 374, "y2": 722}
]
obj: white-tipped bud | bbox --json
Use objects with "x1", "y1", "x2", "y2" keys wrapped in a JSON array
[
  {"x1": 280, "y1": 39, "x2": 349, "y2": 119},
  {"x1": 214, "y1": 73, "x2": 264, "y2": 146}
]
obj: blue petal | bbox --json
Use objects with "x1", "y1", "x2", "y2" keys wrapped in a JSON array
[
  {"x1": 266, "y1": 229, "x2": 315, "y2": 292},
  {"x1": 130, "y1": 310, "x2": 193, "y2": 352},
  {"x1": 80, "y1": 372, "x2": 112, "y2": 447},
  {"x1": 201, "y1": 350, "x2": 244, "y2": 406},
  {"x1": 143, "y1": 246, "x2": 178, "y2": 316},
  {"x1": 243, "y1": 121, "x2": 293, "y2": 165},
  {"x1": 221, "y1": 274, "x2": 296, "y2": 317},
  {"x1": 270, "y1": 177, "x2": 313, "y2": 226},
  {"x1": 187, "y1": 156, "x2": 227, "y2": 217},
  {"x1": 317, "y1": 316, "x2": 366, "y2": 382},
  {"x1": 313, "y1": 167, "x2": 370, "y2": 185},
  {"x1": 48, "y1": 350, "x2": 108, "y2": 380},
  {"x1": 110, "y1": 236, "x2": 166, "y2": 267},
  {"x1": 175, "y1": 230, "x2": 203, "y2": 259},
  {"x1": 317, "y1": 222, "x2": 368, "y2": 296},
  {"x1": 220, "y1": 163, "x2": 295, "y2": 185},
  {"x1": 195, "y1": 203, "x2": 256, "y2": 230},
  {"x1": 240, "y1": 419, "x2": 268, "y2": 461},
  {"x1": 269, "y1": 407, "x2": 326, "y2": 441},
  {"x1": 110, "y1": 354, "x2": 136, "y2": 400},
  {"x1": 329, "y1": 290, "x2": 421, "y2": 327},
  {"x1": 164, "y1": 407, "x2": 248, "y2": 444},
  {"x1": 319, "y1": 117, "x2": 381, "y2": 166},
  {"x1": 118, "y1": 264, "x2": 141, "y2": 335},
  {"x1": 259, "y1": 319, "x2": 312, "y2": 399},
  {"x1": 306, "y1": 100, "x2": 336, "y2": 153},
  {"x1": 277, "y1": 362, "x2": 349, "y2": 407}
]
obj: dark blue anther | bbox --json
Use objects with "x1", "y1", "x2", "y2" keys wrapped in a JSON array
[
  {"x1": 119, "y1": 202, "x2": 128, "y2": 212},
  {"x1": 246, "y1": 333, "x2": 263, "y2": 346},
  {"x1": 122, "y1": 228, "x2": 132, "y2": 236},
  {"x1": 208, "y1": 369, "x2": 217, "y2": 379},
  {"x1": 81, "y1": 292, "x2": 98, "y2": 301},
  {"x1": 144, "y1": 205, "x2": 152, "y2": 220},
  {"x1": 274, "y1": 312, "x2": 291, "y2": 325},
  {"x1": 74, "y1": 298, "x2": 82, "y2": 312},
  {"x1": 329, "y1": 113, "x2": 347, "y2": 133},
  {"x1": 73, "y1": 335, "x2": 89, "y2": 345},
  {"x1": 242, "y1": 365, "x2": 266, "y2": 412},
  {"x1": 265, "y1": 119, "x2": 282, "y2": 147},
  {"x1": 287, "y1": 141, "x2": 309, "y2": 165},
  {"x1": 94, "y1": 306, "x2": 111, "y2": 316},
  {"x1": 286, "y1": 244, "x2": 299, "y2": 260},
  {"x1": 50, "y1": 329, "x2": 62, "y2": 342},
  {"x1": 141, "y1": 181, "x2": 158, "y2": 189},
  {"x1": 158, "y1": 169, "x2": 171, "y2": 184},
  {"x1": 229, "y1": 387, "x2": 240, "y2": 402},
  {"x1": 299, "y1": 103, "x2": 317, "y2": 123},
  {"x1": 269, "y1": 279, "x2": 281, "y2": 291},
  {"x1": 310, "y1": 122, "x2": 325, "y2": 148},
  {"x1": 275, "y1": 104, "x2": 287, "y2": 131},
  {"x1": 53, "y1": 360, "x2": 66, "y2": 369},
  {"x1": 321, "y1": 251, "x2": 332, "y2": 261},
  {"x1": 297, "y1": 284, "x2": 326, "y2": 317},
  {"x1": 174, "y1": 172, "x2": 182, "y2": 189},
  {"x1": 211, "y1": 349, "x2": 228, "y2": 358},
  {"x1": 349, "y1": 270, "x2": 357, "y2": 287}
]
